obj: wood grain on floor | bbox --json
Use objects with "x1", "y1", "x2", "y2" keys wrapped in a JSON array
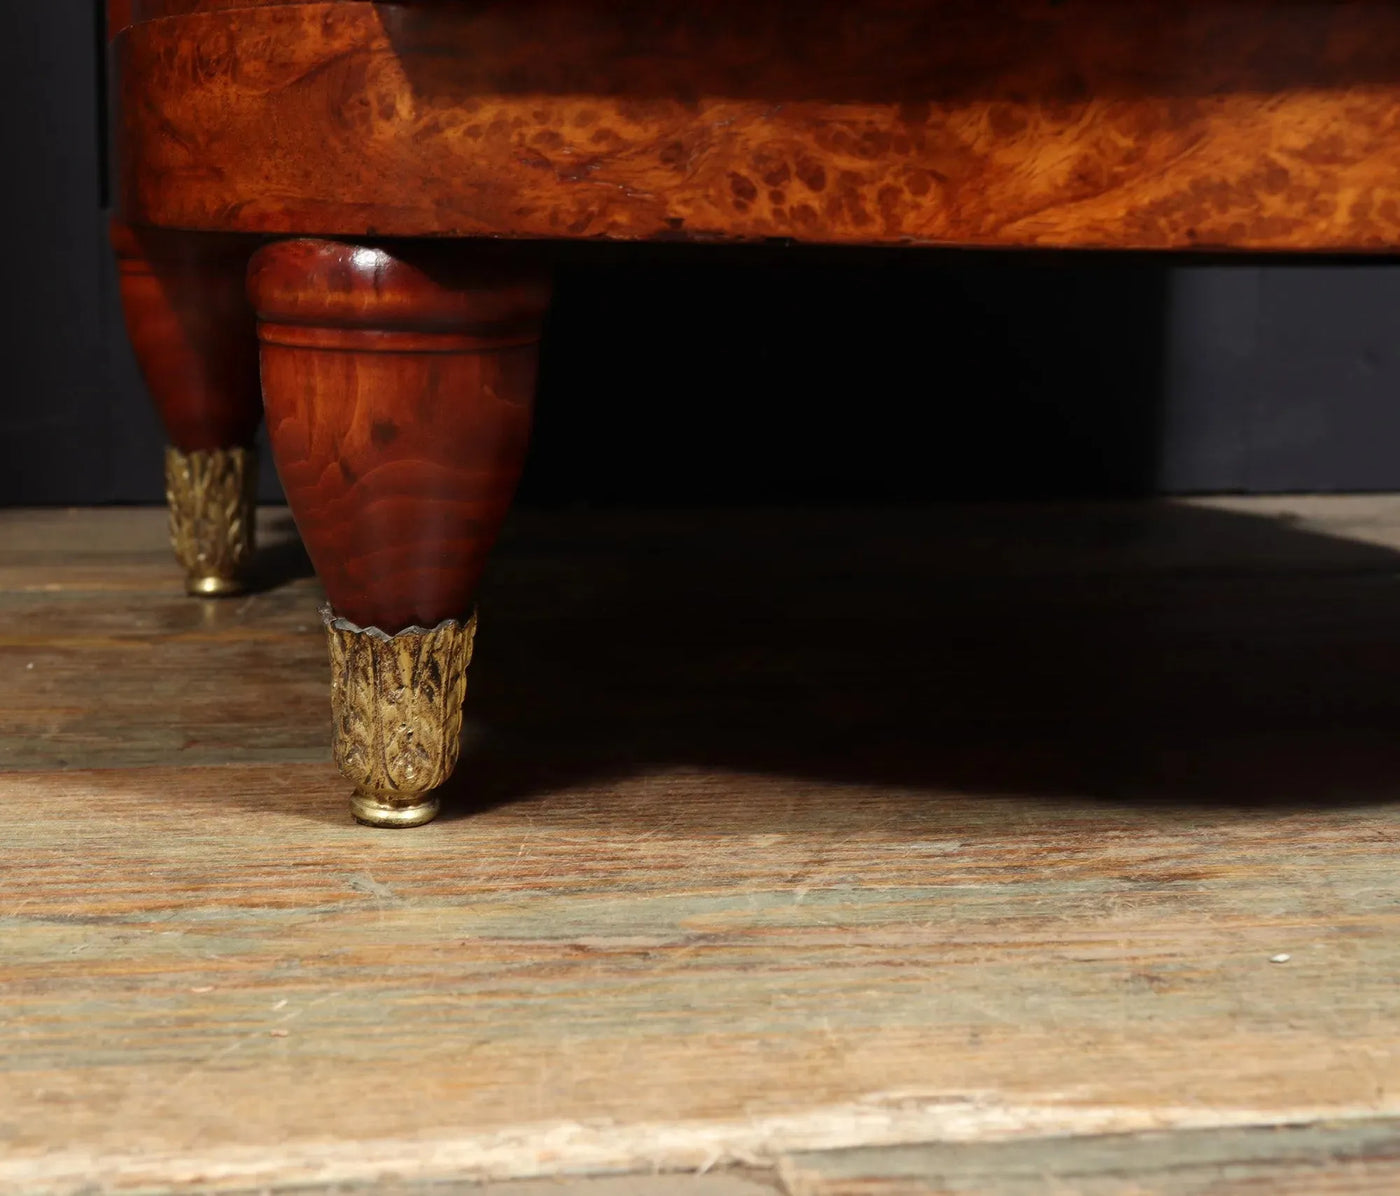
[{"x1": 2, "y1": 501, "x2": 1400, "y2": 1194}]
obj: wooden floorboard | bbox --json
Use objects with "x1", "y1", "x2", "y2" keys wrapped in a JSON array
[
  {"x1": 3, "y1": 500, "x2": 1400, "y2": 1194},
  {"x1": 779, "y1": 1119, "x2": 1400, "y2": 1194}
]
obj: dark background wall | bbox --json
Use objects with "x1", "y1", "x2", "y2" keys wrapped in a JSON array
[{"x1": 4, "y1": 4, "x2": 1400, "y2": 509}]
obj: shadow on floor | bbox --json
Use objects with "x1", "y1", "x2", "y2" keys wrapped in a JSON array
[
  {"x1": 433, "y1": 499, "x2": 1400, "y2": 821},
  {"x1": 245, "y1": 510, "x2": 316, "y2": 593}
]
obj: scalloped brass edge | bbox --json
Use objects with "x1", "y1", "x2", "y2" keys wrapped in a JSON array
[{"x1": 321, "y1": 607, "x2": 479, "y2": 828}]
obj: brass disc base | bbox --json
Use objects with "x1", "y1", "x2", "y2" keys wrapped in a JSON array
[
  {"x1": 186, "y1": 574, "x2": 246, "y2": 598},
  {"x1": 165, "y1": 445, "x2": 257, "y2": 597},
  {"x1": 350, "y1": 792, "x2": 442, "y2": 828}
]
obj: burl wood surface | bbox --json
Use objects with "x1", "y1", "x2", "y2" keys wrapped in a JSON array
[
  {"x1": 5, "y1": 500, "x2": 1400, "y2": 1193},
  {"x1": 115, "y1": 0, "x2": 1400, "y2": 249},
  {"x1": 248, "y1": 240, "x2": 550, "y2": 630},
  {"x1": 109, "y1": 221, "x2": 263, "y2": 453}
]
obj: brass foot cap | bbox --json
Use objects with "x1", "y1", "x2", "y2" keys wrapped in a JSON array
[
  {"x1": 165, "y1": 444, "x2": 257, "y2": 598},
  {"x1": 351, "y1": 792, "x2": 441, "y2": 829},
  {"x1": 186, "y1": 574, "x2": 247, "y2": 598}
]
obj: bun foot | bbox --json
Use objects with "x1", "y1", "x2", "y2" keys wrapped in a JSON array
[{"x1": 323, "y1": 609, "x2": 479, "y2": 828}]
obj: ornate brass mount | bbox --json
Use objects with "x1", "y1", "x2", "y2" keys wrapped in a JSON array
[
  {"x1": 322, "y1": 608, "x2": 479, "y2": 828},
  {"x1": 164, "y1": 445, "x2": 257, "y2": 596}
]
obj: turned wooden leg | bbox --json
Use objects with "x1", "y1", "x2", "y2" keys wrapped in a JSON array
[
  {"x1": 247, "y1": 239, "x2": 551, "y2": 827},
  {"x1": 110, "y1": 221, "x2": 263, "y2": 596}
]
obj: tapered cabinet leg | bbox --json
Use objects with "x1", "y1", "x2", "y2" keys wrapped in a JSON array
[
  {"x1": 110, "y1": 221, "x2": 263, "y2": 595},
  {"x1": 248, "y1": 239, "x2": 551, "y2": 827}
]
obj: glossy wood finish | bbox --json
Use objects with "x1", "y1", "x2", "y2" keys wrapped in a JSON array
[
  {"x1": 109, "y1": 221, "x2": 262, "y2": 454},
  {"x1": 105, "y1": 0, "x2": 133, "y2": 39},
  {"x1": 108, "y1": 0, "x2": 300, "y2": 40},
  {"x1": 248, "y1": 240, "x2": 551, "y2": 632},
  {"x1": 116, "y1": 0, "x2": 1400, "y2": 250}
]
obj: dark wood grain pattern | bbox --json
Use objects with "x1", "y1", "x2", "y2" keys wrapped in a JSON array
[
  {"x1": 115, "y1": 0, "x2": 1400, "y2": 249},
  {"x1": 109, "y1": 220, "x2": 263, "y2": 454},
  {"x1": 248, "y1": 239, "x2": 551, "y2": 632}
]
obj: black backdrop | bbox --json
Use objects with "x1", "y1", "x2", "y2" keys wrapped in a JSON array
[{"x1": 5, "y1": 4, "x2": 1400, "y2": 508}]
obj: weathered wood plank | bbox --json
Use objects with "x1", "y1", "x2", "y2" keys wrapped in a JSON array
[
  {"x1": 781, "y1": 1119, "x2": 1400, "y2": 1195},
  {"x1": 0, "y1": 506, "x2": 313, "y2": 594},
  {"x1": 0, "y1": 509, "x2": 325, "y2": 769},
  {"x1": 4, "y1": 760, "x2": 1400, "y2": 1191},
  {"x1": 10, "y1": 498, "x2": 1400, "y2": 775},
  {"x1": 5, "y1": 501, "x2": 1400, "y2": 1192},
  {"x1": 250, "y1": 1176, "x2": 779, "y2": 1196},
  {"x1": 8, "y1": 496, "x2": 1400, "y2": 581}
]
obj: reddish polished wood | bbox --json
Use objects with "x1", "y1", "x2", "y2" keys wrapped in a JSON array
[
  {"x1": 248, "y1": 240, "x2": 551, "y2": 632},
  {"x1": 115, "y1": 0, "x2": 1400, "y2": 250},
  {"x1": 109, "y1": 220, "x2": 262, "y2": 454},
  {"x1": 111, "y1": 0, "x2": 292, "y2": 35},
  {"x1": 105, "y1": 0, "x2": 134, "y2": 39}
]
